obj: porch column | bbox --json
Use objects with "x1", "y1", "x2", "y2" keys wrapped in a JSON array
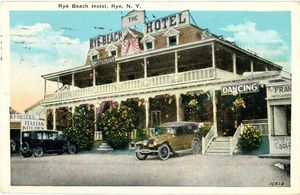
[
  {"x1": 116, "y1": 63, "x2": 120, "y2": 82},
  {"x1": 53, "y1": 108, "x2": 57, "y2": 130},
  {"x1": 175, "y1": 93, "x2": 180, "y2": 122},
  {"x1": 93, "y1": 69, "x2": 96, "y2": 86},
  {"x1": 57, "y1": 77, "x2": 60, "y2": 91},
  {"x1": 232, "y1": 53, "x2": 237, "y2": 75},
  {"x1": 250, "y1": 61, "x2": 254, "y2": 74},
  {"x1": 145, "y1": 97, "x2": 149, "y2": 128},
  {"x1": 44, "y1": 79, "x2": 47, "y2": 96},
  {"x1": 212, "y1": 43, "x2": 216, "y2": 68},
  {"x1": 143, "y1": 57, "x2": 147, "y2": 78},
  {"x1": 94, "y1": 103, "x2": 97, "y2": 140},
  {"x1": 175, "y1": 51, "x2": 178, "y2": 74},
  {"x1": 212, "y1": 89, "x2": 218, "y2": 136}
]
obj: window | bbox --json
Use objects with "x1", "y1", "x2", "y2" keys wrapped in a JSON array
[
  {"x1": 110, "y1": 50, "x2": 116, "y2": 57},
  {"x1": 272, "y1": 105, "x2": 291, "y2": 136},
  {"x1": 92, "y1": 55, "x2": 98, "y2": 61},
  {"x1": 168, "y1": 36, "x2": 177, "y2": 46},
  {"x1": 43, "y1": 132, "x2": 48, "y2": 140},
  {"x1": 36, "y1": 132, "x2": 42, "y2": 140},
  {"x1": 146, "y1": 42, "x2": 153, "y2": 50},
  {"x1": 23, "y1": 132, "x2": 30, "y2": 138}
]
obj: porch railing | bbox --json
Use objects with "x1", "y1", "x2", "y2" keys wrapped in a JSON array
[
  {"x1": 202, "y1": 126, "x2": 216, "y2": 154},
  {"x1": 44, "y1": 67, "x2": 215, "y2": 104},
  {"x1": 94, "y1": 131, "x2": 102, "y2": 140},
  {"x1": 229, "y1": 123, "x2": 244, "y2": 155}
]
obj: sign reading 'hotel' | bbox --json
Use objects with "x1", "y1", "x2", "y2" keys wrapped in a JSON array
[{"x1": 221, "y1": 82, "x2": 259, "y2": 95}]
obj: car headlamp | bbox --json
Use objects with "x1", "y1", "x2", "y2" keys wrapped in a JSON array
[
  {"x1": 153, "y1": 140, "x2": 158, "y2": 146},
  {"x1": 143, "y1": 140, "x2": 148, "y2": 146}
]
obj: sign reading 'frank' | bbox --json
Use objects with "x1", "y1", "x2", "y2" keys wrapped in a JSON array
[{"x1": 221, "y1": 82, "x2": 259, "y2": 95}]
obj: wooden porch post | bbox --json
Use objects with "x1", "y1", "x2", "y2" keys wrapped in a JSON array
[
  {"x1": 145, "y1": 97, "x2": 149, "y2": 128},
  {"x1": 53, "y1": 108, "x2": 57, "y2": 130},
  {"x1": 212, "y1": 89, "x2": 218, "y2": 136},
  {"x1": 176, "y1": 93, "x2": 180, "y2": 122}
]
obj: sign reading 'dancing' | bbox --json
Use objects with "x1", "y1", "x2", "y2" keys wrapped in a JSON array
[
  {"x1": 91, "y1": 56, "x2": 115, "y2": 68},
  {"x1": 145, "y1": 10, "x2": 190, "y2": 34},
  {"x1": 122, "y1": 10, "x2": 145, "y2": 29},
  {"x1": 221, "y1": 82, "x2": 259, "y2": 95}
]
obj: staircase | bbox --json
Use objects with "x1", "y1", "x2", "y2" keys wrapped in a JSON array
[{"x1": 205, "y1": 137, "x2": 231, "y2": 155}]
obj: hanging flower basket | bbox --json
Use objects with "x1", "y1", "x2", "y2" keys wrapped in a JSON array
[
  {"x1": 188, "y1": 99, "x2": 198, "y2": 108},
  {"x1": 234, "y1": 96, "x2": 246, "y2": 109}
]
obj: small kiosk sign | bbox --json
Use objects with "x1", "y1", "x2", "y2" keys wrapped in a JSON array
[
  {"x1": 21, "y1": 119, "x2": 46, "y2": 131},
  {"x1": 221, "y1": 82, "x2": 259, "y2": 95}
]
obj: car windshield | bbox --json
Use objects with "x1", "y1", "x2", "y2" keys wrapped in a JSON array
[{"x1": 152, "y1": 127, "x2": 176, "y2": 136}]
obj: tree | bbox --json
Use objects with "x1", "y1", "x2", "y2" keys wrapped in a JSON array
[
  {"x1": 97, "y1": 101, "x2": 136, "y2": 149},
  {"x1": 64, "y1": 104, "x2": 95, "y2": 151}
]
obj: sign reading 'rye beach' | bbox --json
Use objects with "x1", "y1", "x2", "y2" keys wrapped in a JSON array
[
  {"x1": 221, "y1": 82, "x2": 259, "y2": 95},
  {"x1": 89, "y1": 10, "x2": 190, "y2": 49}
]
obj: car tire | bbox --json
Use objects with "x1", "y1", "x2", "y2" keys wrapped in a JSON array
[
  {"x1": 192, "y1": 139, "x2": 201, "y2": 155},
  {"x1": 135, "y1": 146, "x2": 148, "y2": 160},
  {"x1": 158, "y1": 144, "x2": 170, "y2": 160},
  {"x1": 33, "y1": 146, "x2": 44, "y2": 157},
  {"x1": 21, "y1": 152, "x2": 32, "y2": 158},
  {"x1": 67, "y1": 144, "x2": 76, "y2": 154}
]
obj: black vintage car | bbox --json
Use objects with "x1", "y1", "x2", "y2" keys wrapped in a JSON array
[{"x1": 20, "y1": 130, "x2": 76, "y2": 158}]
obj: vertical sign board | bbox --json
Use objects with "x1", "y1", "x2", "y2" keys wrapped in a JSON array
[
  {"x1": 21, "y1": 119, "x2": 46, "y2": 131},
  {"x1": 122, "y1": 10, "x2": 145, "y2": 29}
]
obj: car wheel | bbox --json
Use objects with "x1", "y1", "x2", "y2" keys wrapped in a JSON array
[
  {"x1": 33, "y1": 146, "x2": 44, "y2": 157},
  {"x1": 135, "y1": 146, "x2": 148, "y2": 160},
  {"x1": 67, "y1": 144, "x2": 76, "y2": 154},
  {"x1": 192, "y1": 140, "x2": 201, "y2": 154},
  {"x1": 21, "y1": 152, "x2": 32, "y2": 158},
  {"x1": 158, "y1": 144, "x2": 170, "y2": 160}
]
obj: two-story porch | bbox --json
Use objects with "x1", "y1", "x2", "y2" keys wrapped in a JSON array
[{"x1": 41, "y1": 38, "x2": 283, "y2": 135}]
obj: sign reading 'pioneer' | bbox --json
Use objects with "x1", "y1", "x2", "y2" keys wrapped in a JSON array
[{"x1": 221, "y1": 82, "x2": 259, "y2": 95}]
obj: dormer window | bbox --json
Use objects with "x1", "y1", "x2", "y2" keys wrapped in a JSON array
[
  {"x1": 88, "y1": 48, "x2": 100, "y2": 63},
  {"x1": 168, "y1": 36, "x2": 177, "y2": 46},
  {"x1": 146, "y1": 42, "x2": 153, "y2": 50},
  {"x1": 140, "y1": 34, "x2": 155, "y2": 51},
  {"x1": 110, "y1": 50, "x2": 116, "y2": 57},
  {"x1": 164, "y1": 28, "x2": 180, "y2": 47},
  {"x1": 92, "y1": 55, "x2": 98, "y2": 61},
  {"x1": 106, "y1": 44, "x2": 118, "y2": 58}
]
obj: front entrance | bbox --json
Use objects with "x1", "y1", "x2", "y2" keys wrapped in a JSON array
[
  {"x1": 217, "y1": 86, "x2": 268, "y2": 136},
  {"x1": 151, "y1": 111, "x2": 161, "y2": 127}
]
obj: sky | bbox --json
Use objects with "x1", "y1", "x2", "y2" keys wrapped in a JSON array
[{"x1": 10, "y1": 10, "x2": 291, "y2": 113}]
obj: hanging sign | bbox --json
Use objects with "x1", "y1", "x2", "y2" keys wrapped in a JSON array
[
  {"x1": 21, "y1": 119, "x2": 46, "y2": 131},
  {"x1": 122, "y1": 10, "x2": 145, "y2": 29},
  {"x1": 221, "y1": 82, "x2": 259, "y2": 96},
  {"x1": 91, "y1": 56, "x2": 115, "y2": 68},
  {"x1": 145, "y1": 10, "x2": 190, "y2": 34}
]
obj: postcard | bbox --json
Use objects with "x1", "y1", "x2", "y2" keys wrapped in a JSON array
[{"x1": 1, "y1": 1, "x2": 299, "y2": 194}]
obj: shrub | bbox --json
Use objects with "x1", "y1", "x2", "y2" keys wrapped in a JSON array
[
  {"x1": 135, "y1": 128, "x2": 149, "y2": 142},
  {"x1": 196, "y1": 123, "x2": 211, "y2": 138},
  {"x1": 97, "y1": 103, "x2": 136, "y2": 149},
  {"x1": 64, "y1": 104, "x2": 95, "y2": 151},
  {"x1": 239, "y1": 125, "x2": 262, "y2": 152}
]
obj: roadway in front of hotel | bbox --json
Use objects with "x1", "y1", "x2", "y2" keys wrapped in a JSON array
[{"x1": 11, "y1": 151, "x2": 290, "y2": 186}]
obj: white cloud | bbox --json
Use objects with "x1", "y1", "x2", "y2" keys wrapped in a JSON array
[
  {"x1": 220, "y1": 21, "x2": 290, "y2": 66},
  {"x1": 10, "y1": 23, "x2": 90, "y2": 112}
]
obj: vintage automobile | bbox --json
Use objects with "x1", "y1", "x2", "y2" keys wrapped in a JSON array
[
  {"x1": 20, "y1": 130, "x2": 77, "y2": 158},
  {"x1": 135, "y1": 122, "x2": 202, "y2": 160}
]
